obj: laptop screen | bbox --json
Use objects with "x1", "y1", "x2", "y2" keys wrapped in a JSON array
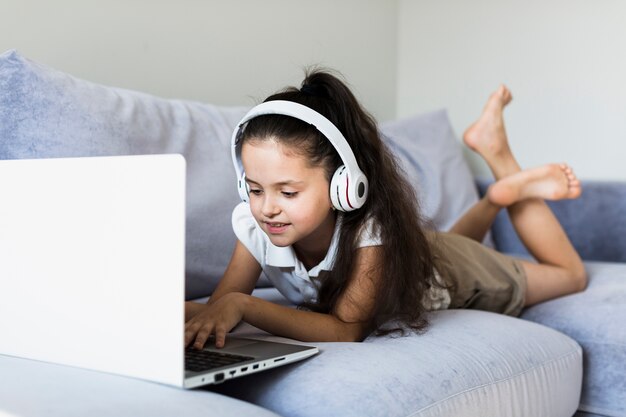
[{"x1": 0, "y1": 154, "x2": 187, "y2": 386}]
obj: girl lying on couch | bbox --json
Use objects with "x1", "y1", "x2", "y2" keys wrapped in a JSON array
[{"x1": 184, "y1": 70, "x2": 587, "y2": 349}]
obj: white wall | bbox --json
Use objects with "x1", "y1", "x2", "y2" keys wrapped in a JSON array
[
  {"x1": 397, "y1": 0, "x2": 626, "y2": 181},
  {"x1": 4, "y1": 1, "x2": 625, "y2": 181},
  {"x1": 0, "y1": 0, "x2": 398, "y2": 121}
]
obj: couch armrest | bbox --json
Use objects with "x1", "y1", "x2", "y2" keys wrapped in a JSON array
[{"x1": 476, "y1": 178, "x2": 626, "y2": 262}]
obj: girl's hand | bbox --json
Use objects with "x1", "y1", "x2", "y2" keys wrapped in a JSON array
[
  {"x1": 184, "y1": 292, "x2": 248, "y2": 350},
  {"x1": 184, "y1": 301, "x2": 206, "y2": 322}
]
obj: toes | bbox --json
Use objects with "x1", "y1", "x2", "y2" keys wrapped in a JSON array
[
  {"x1": 492, "y1": 84, "x2": 511, "y2": 105},
  {"x1": 501, "y1": 85, "x2": 512, "y2": 104},
  {"x1": 569, "y1": 183, "x2": 583, "y2": 198},
  {"x1": 559, "y1": 164, "x2": 578, "y2": 183},
  {"x1": 565, "y1": 167, "x2": 578, "y2": 182}
]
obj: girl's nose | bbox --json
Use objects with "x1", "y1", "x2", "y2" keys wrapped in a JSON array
[{"x1": 261, "y1": 196, "x2": 281, "y2": 217}]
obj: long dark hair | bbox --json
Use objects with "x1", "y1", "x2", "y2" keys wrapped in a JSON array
[{"x1": 241, "y1": 69, "x2": 441, "y2": 336}]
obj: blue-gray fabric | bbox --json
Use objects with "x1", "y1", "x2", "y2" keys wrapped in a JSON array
[
  {"x1": 522, "y1": 262, "x2": 626, "y2": 417},
  {"x1": 380, "y1": 111, "x2": 481, "y2": 233},
  {"x1": 213, "y1": 303, "x2": 581, "y2": 417}
]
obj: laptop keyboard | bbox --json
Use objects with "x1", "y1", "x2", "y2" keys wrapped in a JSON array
[{"x1": 185, "y1": 348, "x2": 254, "y2": 372}]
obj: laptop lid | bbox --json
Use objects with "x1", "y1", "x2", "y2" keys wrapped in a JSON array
[{"x1": 0, "y1": 154, "x2": 187, "y2": 387}]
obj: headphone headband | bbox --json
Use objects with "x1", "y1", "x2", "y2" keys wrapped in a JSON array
[
  {"x1": 231, "y1": 100, "x2": 368, "y2": 211},
  {"x1": 231, "y1": 101, "x2": 361, "y2": 178}
]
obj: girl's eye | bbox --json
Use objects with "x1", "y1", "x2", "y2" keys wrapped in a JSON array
[
  {"x1": 249, "y1": 189, "x2": 263, "y2": 196},
  {"x1": 282, "y1": 191, "x2": 298, "y2": 198}
]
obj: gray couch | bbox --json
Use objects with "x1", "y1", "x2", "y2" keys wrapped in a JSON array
[{"x1": 1, "y1": 50, "x2": 624, "y2": 417}]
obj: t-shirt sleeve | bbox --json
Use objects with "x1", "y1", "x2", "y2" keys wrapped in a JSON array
[
  {"x1": 357, "y1": 217, "x2": 383, "y2": 248},
  {"x1": 231, "y1": 202, "x2": 266, "y2": 266}
]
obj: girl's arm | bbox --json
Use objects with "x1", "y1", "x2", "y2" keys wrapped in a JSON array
[
  {"x1": 185, "y1": 246, "x2": 382, "y2": 349},
  {"x1": 184, "y1": 240, "x2": 262, "y2": 320}
]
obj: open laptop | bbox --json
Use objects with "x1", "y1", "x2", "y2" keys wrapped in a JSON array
[{"x1": 0, "y1": 154, "x2": 318, "y2": 389}]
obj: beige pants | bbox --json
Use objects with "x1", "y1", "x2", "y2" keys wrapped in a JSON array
[{"x1": 428, "y1": 231, "x2": 527, "y2": 317}]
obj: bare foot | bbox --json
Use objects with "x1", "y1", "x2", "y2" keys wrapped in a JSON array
[
  {"x1": 488, "y1": 163, "x2": 582, "y2": 207},
  {"x1": 463, "y1": 85, "x2": 513, "y2": 159}
]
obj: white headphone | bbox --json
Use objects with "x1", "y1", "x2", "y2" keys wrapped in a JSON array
[{"x1": 231, "y1": 100, "x2": 369, "y2": 212}]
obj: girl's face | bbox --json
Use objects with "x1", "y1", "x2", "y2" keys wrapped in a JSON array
[{"x1": 241, "y1": 139, "x2": 336, "y2": 255}]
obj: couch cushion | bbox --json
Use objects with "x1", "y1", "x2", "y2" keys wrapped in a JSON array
[
  {"x1": 0, "y1": 49, "x2": 248, "y2": 299},
  {"x1": 0, "y1": 354, "x2": 282, "y2": 417},
  {"x1": 522, "y1": 261, "x2": 626, "y2": 417},
  {"x1": 216, "y1": 300, "x2": 582, "y2": 417},
  {"x1": 380, "y1": 111, "x2": 484, "y2": 235}
]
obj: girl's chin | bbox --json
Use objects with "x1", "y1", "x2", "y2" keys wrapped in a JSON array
[
  {"x1": 266, "y1": 236, "x2": 294, "y2": 247},
  {"x1": 262, "y1": 229, "x2": 295, "y2": 247}
]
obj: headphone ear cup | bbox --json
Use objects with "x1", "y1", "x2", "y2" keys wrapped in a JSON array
[
  {"x1": 350, "y1": 171, "x2": 368, "y2": 209},
  {"x1": 330, "y1": 165, "x2": 368, "y2": 212},
  {"x1": 237, "y1": 173, "x2": 250, "y2": 203},
  {"x1": 330, "y1": 167, "x2": 345, "y2": 211}
]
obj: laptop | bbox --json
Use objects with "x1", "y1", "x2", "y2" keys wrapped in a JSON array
[{"x1": 0, "y1": 154, "x2": 318, "y2": 389}]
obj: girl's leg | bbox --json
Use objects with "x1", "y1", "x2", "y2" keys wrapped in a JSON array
[
  {"x1": 449, "y1": 166, "x2": 582, "y2": 243},
  {"x1": 448, "y1": 87, "x2": 515, "y2": 242},
  {"x1": 448, "y1": 195, "x2": 500, "y2": 242},
  {"x1": 462, "y1": 85, "x2": 587, "y2": 306}
]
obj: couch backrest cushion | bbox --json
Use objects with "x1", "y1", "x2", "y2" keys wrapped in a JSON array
[
  {"x1": 0, "y1": 50, "x2": 482, "y2": 299},
  {"x1": 380, "y1": 111, "x2": 481, "y2": 233}
]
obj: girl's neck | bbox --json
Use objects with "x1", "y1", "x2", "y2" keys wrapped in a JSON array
[{"x1": 293, "y1": 212, "x2": 337, "y2": 271}]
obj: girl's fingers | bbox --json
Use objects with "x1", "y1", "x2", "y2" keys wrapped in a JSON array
[
  {"x1": 184, "y1": 319, "x2": 213, "y2": 349},
  {"x1": 184, "y1": 321, "x2": 201, "y2": 347},
  {"x1": 215, "y1": 326, "x2": 227, "y2": 349},
  {"x1": 193, "y1": 327, "x2": 212, "y2": 350}
]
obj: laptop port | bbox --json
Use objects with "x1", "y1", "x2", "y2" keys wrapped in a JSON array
[
  {"x1": 274, "y1": 357, "x2": 285, "y2": 362},
  {"x1": 214, "y1": 373, "x2": 224, "y2": 382},
  {"x1": 241, "y1": 367, "x2": 248, "y2": 372},
  {"x1": 253, "y1": 364, "x2": 259, "y2": 370}
]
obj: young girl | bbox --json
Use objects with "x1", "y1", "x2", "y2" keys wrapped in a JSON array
[{"x1": 184, "y1": 71, "x2": 587, "y2": 350}]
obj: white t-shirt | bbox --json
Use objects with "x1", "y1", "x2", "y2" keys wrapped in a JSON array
[{"x1": 231, "y1": 202, "x2": 450, "y2": 310}]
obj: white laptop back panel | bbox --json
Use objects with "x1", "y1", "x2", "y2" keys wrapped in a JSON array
[{"x1": 0, "y1": 154, "x2": 186, "y2": 387}]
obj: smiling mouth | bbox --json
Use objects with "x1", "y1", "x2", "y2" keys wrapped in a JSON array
[{"x1": 263, "y1": 221, "x2": 291, "y2": 233}]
